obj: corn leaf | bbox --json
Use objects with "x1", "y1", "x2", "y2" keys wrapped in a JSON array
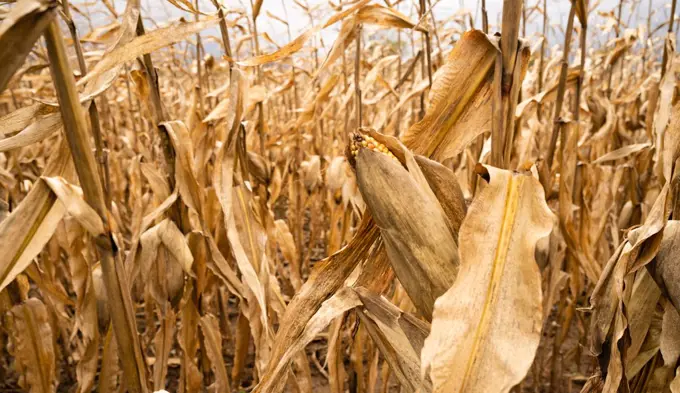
[{"x1": 422, "y1": 165, "x2": 554, "y2": 393}]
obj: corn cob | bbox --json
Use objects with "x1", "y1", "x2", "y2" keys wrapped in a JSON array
[{"x1": 348, "y1": 132, "x2": 397, "y2": 164}]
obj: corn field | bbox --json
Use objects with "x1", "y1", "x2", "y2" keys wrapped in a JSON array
[{"x1": 0, "y1": 0, "x2": 678, "y2": 392}]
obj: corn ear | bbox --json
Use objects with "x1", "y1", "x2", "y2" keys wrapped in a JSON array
[{"x1": 353, "y1": 130, "x2": 459, "y2": 321}]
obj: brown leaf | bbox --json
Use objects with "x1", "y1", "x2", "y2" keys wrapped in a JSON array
[
  {"x1": 252, "y1": 0, "x2": 264, "y2": 20},
  {"x1": 257, "y1": 217, "x2": 380, "y2": 392},
  {"x1": 648, "y1": 221, "x2": 680, "y2": 313},
  {"x1": 97, "y1": 327, "x2": 119, "y2": 393},
  {"x1": 254, "y1": 287, "x2": 362, "y2": 393}
]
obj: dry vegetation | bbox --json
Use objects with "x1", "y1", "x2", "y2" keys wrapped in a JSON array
[{"x1": 0, "y1": 0, "x2": 679, "y2": 392}]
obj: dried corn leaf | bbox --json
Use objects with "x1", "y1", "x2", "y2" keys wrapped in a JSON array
[
  {"x1": 296, "y1": 74, "x2": 340, "y2": 127},
  {"x1": 314, "y1": 18, "x2": 358, "y2": 78},
  {"x1": 42, "y1": 176, "x2": 105, "y2": 236},
  {"x1": 413, "y1": 155, "x2": 467, "y2": 240},
  {"x1": 258, "y1": 217, "x2": 380, "y2": 392},
  {"x1": 422, "y1": 165, "x2": 554, "y2": 393},
  {"x1": 355, "y1": 287, "x2": 432, "y2": 393},
  {"x1": 606, "y1": 32, "x2": 637, "y2": 67},
  {"x1": 139, "y1": 219, "x2": 194, "y2": 279},
  {"x1": 7, "y1": 298, "x2": 56, "y2": 393},
  {"x1": 274, "y1": 219, "x2": 301, "y2": 290},
  {"x1": 64, "y1": 221, "x2": 100, "y2": 393},
  {"x1": 254, "y1": 287, "x2": 362, "y2": 393},
  {"x1": 152, "y1": 310, "x2": 176, "y2": 390},
  {"x1": 589, "y1": 179, "x2": 674, "y2": 390},
  {"x1": 648, "y1": 221, "x2": 680, "y2": 313},
  {"x1": 625, "y1": 270, "x2": 661, "y2": 364},
  {"x1": 80, "y1": 21, "x2": 120, "y2": 44},
  {"x1": 653, "y1": 37, "x2": 676, "y2": 181},
  {"x1": 214, "y1": 145, "x2": 269, "y2": 329},
  {"x1": 166, "y1": 0, "x2": 204, "y2": 15},
  {"x1": 0, "y1": 112, "x2": 61, "y2": 152},
  {"x1": 663, "y1": 101, "x2": 680, "y2": 183},
  {"x1": 0, "y1": 184, "x2": 64, "y2": 292},
  {"x1": 97, "y1": 327, "x2": 118, "y2": 393},
  {"x1": 402, "y1": 30, "x2": 497, "y2": 161},
  {"x1": 356, "y1": 4, "x2": 425, "y2": 32},
  {"x1": 515, "y1": 67, "x2": 581, "y2": 118},
  {"x1": 203, "y1": 68, "x2": 247, "y2": 130},
  {"x1": 162, "y1": 121, "x2": 203, "y2": 215},
  {"x1": 234, "y1": 0, "x2": 368, "y2": 67},
  {"x1": 252, "y1": 0, "x2": 263, "y2": 19},
  {"x1": 0, "y1": 0, "x2": 56, "y2": 93},
  {"x1": 178, "y1": 286, "x2": 201, "y2": 393},
  {"x1": 199, "y1": 314, "x2": 231, "y2": 392},
  {"x1": 0, "y1": 104, "x2": 59, "y2": 137},
  {"x1": 592, "y1": 143, "x2": 651, "y2": 164},
  {"x1": 0, "y1": 141, "x2": 74, "y2": 292},
  {"x1": 79, "y1": 17, "x2": 219, "y2": 101}
]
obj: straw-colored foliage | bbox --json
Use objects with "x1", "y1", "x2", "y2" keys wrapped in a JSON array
[{"x1": 0, "y1": 0, "x2": 678, "y2": 392}]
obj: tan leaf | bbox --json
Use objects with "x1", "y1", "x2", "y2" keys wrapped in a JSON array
[
  {"x1": 7, "y1": 298, "x2": 56, "y2": 393},
  {"x1": 422, "y1": 165, "x2": 554, "y2": 393},
  {"x1": 0, "y1": 141, "x2": 73, "y2": 292},
  {"x1": 515, "y1": 67, "x2": 580, "y2": 118},
  {"x1": 0, "y1": 112, "x2": 61, "y2": 152},
  {"x1": 356, "y1": 4, "x2": 425, "y2": 32},
  {"x1": 592, "y1": 143, "x2": 651, "y2": 164},
  {"x1": 78, "y1": 17, "x2": 219, "y2": 101},
  {"x1": 140, "y1": 219, "x2": 194, "y2": 278},
  {"x1": 252, "y1": 0, "x2": 264, "y2": 19},
  {"x1": 233, "y1": 0, "x2": 369, "y2": 67},
  {"x1": 200, "y1": 314, "x2": 231, "y2": 392},
  {"x1": 152, "y1": 310, "x2": 176, "y2": 390},
  {"x1": 257, "y1": 217, "x2": 380, "y2": 393},
  {"x1": 355, "y1": 287, "x2": 432, "y2": 393},
  {"x1": 254, "y1": 287, "x2": 362, "y2": 393},
  {"x1": 97, "y1": 327, "x2": 119, "y2": 393},
  {"x1": 42, "y1": 176, "x2": 105, "y2": 236},
  {"x1": 0, "y1": 104, "x2": 59, "y2": 138},
  {"x1": 402, "y1": 30, "x2": 497, "y2": 161},
  {"x1": 203, "y1": 68, "x2": 247, "y2": 129},
  {"x1": 0, "y1": 0, "x2": 56, "y2": 93},
  {"x1": 274, "y1": 219, "x2": 301, "y2": 290}
]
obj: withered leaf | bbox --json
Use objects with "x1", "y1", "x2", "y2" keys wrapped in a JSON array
[{"x1": 422, "y1": 165, "x2": 553, "y2": 393}]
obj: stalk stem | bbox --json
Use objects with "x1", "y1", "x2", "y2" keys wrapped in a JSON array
[
  {"x1": 44, "y1": 20, "x2": 148, "y2": 393},
  {"x1": 355, "y1": 24, "x2": 363, "y2": 128},
  {"x1": 541, "y1": 3, "x2": 576, "y2": 192}
]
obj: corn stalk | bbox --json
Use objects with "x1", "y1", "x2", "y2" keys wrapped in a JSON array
[{"x1": 43, "y1": 20, "x2": 148, "y2": 393}]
